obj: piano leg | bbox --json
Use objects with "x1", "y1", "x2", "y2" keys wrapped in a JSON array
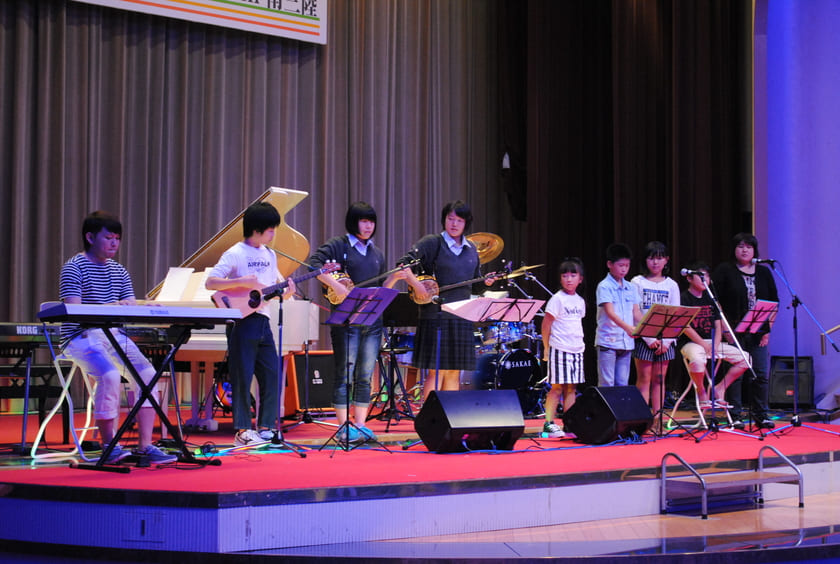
[{"x1": 185, "y1": 360, "x2": 219, "y2": 432}]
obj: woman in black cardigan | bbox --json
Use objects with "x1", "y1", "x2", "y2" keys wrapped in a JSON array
[{"x1": 712, "y1": 233, "x2": 779, "y2": 428}]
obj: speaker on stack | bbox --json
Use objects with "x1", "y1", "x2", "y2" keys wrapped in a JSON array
[
  {"x1": 562, "y1": 386, "x2": 652, "y2": 444},
  {"x1": 414, "y1": 390, "x2": 525, "y2": 453}
]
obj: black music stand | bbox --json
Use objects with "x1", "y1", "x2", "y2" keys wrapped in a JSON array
[
  {"x1": 368, "y1": 293, "x2": 419, "y2": 431},
  {"x1": 320, "y1": 287, "x2": 397, "y2": 453},
  {"x1": 632, "y1": 304, "x2": 699, "y2": 439},
  {"x1": 443, "y1": 297, "x2": 544, "y2": 389}
]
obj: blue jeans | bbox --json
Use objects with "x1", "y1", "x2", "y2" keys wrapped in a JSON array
[
  {"x1": 330, "y1": 322, "x2": 382, "y2": 409},
  {"x1": 227, "y1": 314, "x2": 278, "y2": 430},
  {"x1": 597, "y1": 346, "x2": 633, "y2": 387}
]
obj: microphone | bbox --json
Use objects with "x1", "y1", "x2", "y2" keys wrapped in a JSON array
[
  {"x1": 680, "y1": 268, "x2": 704, "y2": 277},
  {"x1": 431, "y1": 295, "x2": 445, "y2": 305},
  {"x1": 751, "y1": 258, "x2": 777, "y2": 265}
]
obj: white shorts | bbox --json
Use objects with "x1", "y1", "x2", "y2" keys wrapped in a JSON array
[
  {"x1": 63, "y1": 328, "x2": 160, "y2": 420},
  {"x1": 680, "y1": 340, "x2": 751, "y2": 374}
]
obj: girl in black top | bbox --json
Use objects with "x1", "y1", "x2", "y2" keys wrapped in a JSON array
[{"x1": 712, "y1": 233, "x2": 779, "y2": 428}]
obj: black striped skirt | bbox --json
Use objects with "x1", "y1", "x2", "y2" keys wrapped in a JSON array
[
  {"x1": 546, "y1": 347, "x2": 585, "y2": 385},
  {"x1": 413, "y1": 318, "x2": 477, "y2": 371}
]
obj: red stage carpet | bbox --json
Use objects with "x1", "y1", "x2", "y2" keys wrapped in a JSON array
[{"x1": 1, "y1": 414, "x2": 839, "y2": 493}]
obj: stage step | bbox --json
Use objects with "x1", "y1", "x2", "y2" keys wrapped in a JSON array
[{"x1": 660, "y1": 445, "x2": 804, "y2": 518}]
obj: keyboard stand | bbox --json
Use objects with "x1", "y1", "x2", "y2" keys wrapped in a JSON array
[{"x1": 42, "y1": 324, "x2": 218, "y2": 473}]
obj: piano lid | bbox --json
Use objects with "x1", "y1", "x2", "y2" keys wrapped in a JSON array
[{"x1": 147, "y1": 187, "x2": 310, "y2": 299}]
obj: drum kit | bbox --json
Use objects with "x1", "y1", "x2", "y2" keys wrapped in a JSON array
[{"x1": 383, "y1": 232, "x2": 553, "y2": 417}]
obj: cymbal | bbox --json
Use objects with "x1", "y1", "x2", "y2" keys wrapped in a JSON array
[
  {"x1": 505, "y1": 264, "x2": 544, "y2": 279},
  {"x1": 467, "y1": 232, "x2": 504, "y2": 264}
]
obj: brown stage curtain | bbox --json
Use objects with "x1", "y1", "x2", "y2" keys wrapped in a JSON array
[
  {"x1": 2, "y1": 0, "x2": 751, "y2": 389},
  {"x1": 0, "y1": 0, "x2": 514, "y2": 323}
]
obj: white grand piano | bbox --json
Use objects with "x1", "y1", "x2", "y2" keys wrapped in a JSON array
[{"x1": 147, "y1": 187, "x2": 321, "y2": 432}]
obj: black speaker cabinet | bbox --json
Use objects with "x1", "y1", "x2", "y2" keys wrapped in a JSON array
[
  {"x1": 284, "y1": 352, "x2": 335, "y2": 414},
  {"x1": 562, "y1": 386, "x2": 652, "y2": 444},
  {"x1": 414, "y1": 390, "x2": 525, "y2": 453},
  {"x1": 770, "y1": 356, "x2": 814, "y2": 409}
]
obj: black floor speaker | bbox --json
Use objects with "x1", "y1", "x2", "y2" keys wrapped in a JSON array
[
  {"x1": 769, "y1": 356, "x2": 815, "y2": 408},
  {"x1": 414, "y1": 390, "x2": 525, "y2": 453},
  {"x1": 292, "y1": 352, "x2": 335, "y2": 410},
  {"x1": 562, "y1": 386, "x2": 652, "y2": 444}
]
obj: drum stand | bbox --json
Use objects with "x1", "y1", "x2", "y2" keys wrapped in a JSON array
[{"x1": 368, "y1": 329, "x2": 415, "y2": 432}]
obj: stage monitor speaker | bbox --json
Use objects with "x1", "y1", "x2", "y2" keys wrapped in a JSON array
[
  {"x1": 770, "y1": 356, "x2": 814, "y2": 409},
  {"x1": 562, "y1": 386, "x2": 652, "y2": 445},
  {"x1": 414, "y1": 390, "x2": 525, "y2": 453},
  {"x1": 285, "y1": 352, "x2": 335, "y2": 413}
]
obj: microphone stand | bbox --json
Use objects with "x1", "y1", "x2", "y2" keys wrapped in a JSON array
[
  {"x1": 695, "y1": 275, "x2": 761, "y2": 442},
  {"x1": 261, "y1": 287, "x2": 307, "y2": 458},
  {"x1": 763, "y1": 261, "x2": 840, "y2": 437}
]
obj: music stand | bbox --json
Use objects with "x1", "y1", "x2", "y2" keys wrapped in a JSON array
[
  {"x1": 632, "y1": 304, "x2": 700, "y2": 439},
  {"x1": 320, "y1": 287, "x2": 397, "y2": 453},
  {"x1": 444, "y1": 297, "x2": 544, "y2": 389}
]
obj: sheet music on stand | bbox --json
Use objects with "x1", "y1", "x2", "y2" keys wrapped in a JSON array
[
  {"x1": 442, "y1": 297, "x2": 545, "y2": 323},
  {"x1": 632, "y1": 304, "x2": 701, "y2": 340},
  {"x1": 325, "y1": 287, "x2": 399, "y2": 327},
  {"x1": 734, "y1": 300, "x2": 779, "y2": 334}
]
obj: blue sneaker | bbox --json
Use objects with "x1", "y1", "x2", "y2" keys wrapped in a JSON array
[
  {"x1": 100, "y1": 443, "x2": 132, "y2": 464},
  {"x1": 134, "y1": 444, "x2": 178, "y2": 464},
  {"x1": 357, "y1": 426, "x2": 378, "y2": 441},
  {"x1": 337, "y1": 425, "x2": 361, "y2": 443}
]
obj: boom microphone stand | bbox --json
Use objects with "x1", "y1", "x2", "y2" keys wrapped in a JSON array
[
  {"x1": 695, "y1": 275, "x2": 762, "y2": 442},
  {"x1": 762, "y1": 261, "x2": 840, "y2": 437}
]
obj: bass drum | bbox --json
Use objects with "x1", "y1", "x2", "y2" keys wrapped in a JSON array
[{"x1": 475, "y1": 349, "x2": 545, "y2": 414}]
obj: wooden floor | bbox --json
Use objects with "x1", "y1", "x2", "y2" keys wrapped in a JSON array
[
  {"x1": 393, "y1": 491, "x2": 840, "y2": 544},
  {"x1": 239, "y1": 492, "x2": 840, "y2": 561}
]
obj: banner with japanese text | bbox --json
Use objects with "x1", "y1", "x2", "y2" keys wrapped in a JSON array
[{"x1": 72, "y1": 0, "x2": 327, "y2": 44}]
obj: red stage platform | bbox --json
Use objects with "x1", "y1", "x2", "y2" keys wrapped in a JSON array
[{"x1": 1, "y1": 408, "x2": 840, "y2": 561}]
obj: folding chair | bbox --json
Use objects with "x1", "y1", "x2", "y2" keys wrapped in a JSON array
[{"x1": 667, "y1": 356, "x2": 732, "y2": 429}]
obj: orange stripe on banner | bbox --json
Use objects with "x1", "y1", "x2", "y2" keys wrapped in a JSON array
[{"x1": 121, "y1": 0, "x2": 322, "y2": 36}]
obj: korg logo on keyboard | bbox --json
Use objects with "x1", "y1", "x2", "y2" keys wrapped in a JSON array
[{"x1": 16, "y1": 326, "x2": 40, "y2": 336}]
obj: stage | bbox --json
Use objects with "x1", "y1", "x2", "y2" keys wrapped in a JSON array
[{"x1": 1, "y1": 404, "x2": 840, "y2": 562}]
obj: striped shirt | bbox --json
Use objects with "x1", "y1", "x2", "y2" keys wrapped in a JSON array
[{"x1": 58, "y1": 253, "x2": 135, "y2": 343}]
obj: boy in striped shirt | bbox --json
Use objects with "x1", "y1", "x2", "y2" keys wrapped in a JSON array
[{"x1": 60, "y1": 211, "x2": 177, "y2": 465}]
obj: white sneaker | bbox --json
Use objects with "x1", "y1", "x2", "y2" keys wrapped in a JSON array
[
  {"x1": 542, "y1": 422, "x2": 566, "y2": 438},
  {"x1": 234, "y1": 429, "x2": 266, "y2": 447}
]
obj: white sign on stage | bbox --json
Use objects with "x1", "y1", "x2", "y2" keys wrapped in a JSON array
[{"x1": 72, "y1": 0, "x2": 328, "y2": 44}]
